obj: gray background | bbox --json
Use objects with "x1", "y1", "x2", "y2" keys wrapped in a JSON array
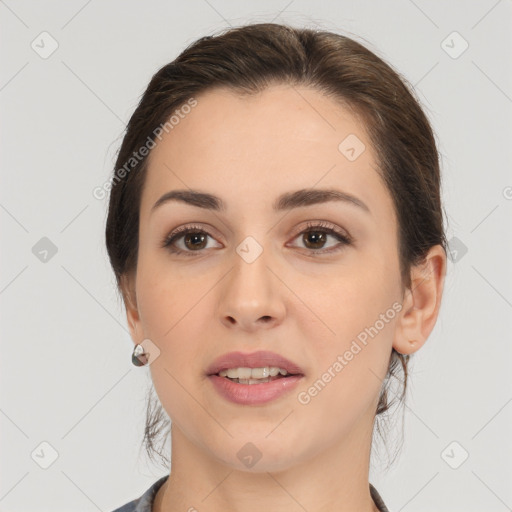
[{"x1": 1, "y1": 1, "x2": 511, "y2": 511}]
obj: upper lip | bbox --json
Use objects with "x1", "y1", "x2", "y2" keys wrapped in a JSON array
[{"x1": 206, "y1": 350, "x2": 305, "y2": 376}]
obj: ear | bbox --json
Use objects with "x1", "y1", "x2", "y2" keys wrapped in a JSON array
[
  {"x1": 120, "y1": 272, "x2": 144, "y2": 345},
  {"x1": 393, "y1": 244, "x2": 447, "y2": 355}
]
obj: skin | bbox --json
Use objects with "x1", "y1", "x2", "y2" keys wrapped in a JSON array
[{"x1": 121, "y1": 84, "x2": 446, "y2": 512}]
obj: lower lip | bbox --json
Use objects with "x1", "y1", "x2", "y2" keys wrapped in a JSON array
[{"x1": 208, "y1": 374, "x2": 304, "y2": 405}]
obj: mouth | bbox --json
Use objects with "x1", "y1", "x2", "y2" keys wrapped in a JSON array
[{"x1": 207, "y1": 367, "x2": 304, "y2": 405}]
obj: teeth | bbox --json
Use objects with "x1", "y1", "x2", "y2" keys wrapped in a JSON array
[
  {"x1": 218, "y1": 367, "x2": 289, "y2": 379},
  {"x1": 237, "y1": 377, "x2": 273, "y2": 385}
]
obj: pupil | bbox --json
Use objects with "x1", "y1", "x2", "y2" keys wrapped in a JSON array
[
  {"x1": 185, "y1": 233, "x2": 206, "y2": 250},
  {"x1": 305, "y1": 232, "x2": 325, "y2": 248}
]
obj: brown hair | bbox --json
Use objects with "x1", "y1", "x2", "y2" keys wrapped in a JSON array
[{"x1": 105, "y1": 22, "x2": 448, "y2": 468}]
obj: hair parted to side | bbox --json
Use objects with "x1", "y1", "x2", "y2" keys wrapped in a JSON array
[{"x1": 105, "y1": 22, "x2": 448, "y2": 469}]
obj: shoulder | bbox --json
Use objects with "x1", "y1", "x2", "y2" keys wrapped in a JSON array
[{"x1": 111, "y1": 476, "x2": 169, "y2": 512}]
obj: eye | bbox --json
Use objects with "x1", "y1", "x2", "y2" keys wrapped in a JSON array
[
  {"x1": 161, "y1": 224, "x2": 222, "y2": 256},
  {"x1": 288, "y1": 221, "x2": 353, "y2": 255}
]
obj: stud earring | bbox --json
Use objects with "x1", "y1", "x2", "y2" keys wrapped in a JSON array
[{"x1": 132, "y1": 344, "x2": 149, "y2": 367}]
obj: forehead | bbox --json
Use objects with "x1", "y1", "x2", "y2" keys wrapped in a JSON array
[{"x1": 140, "y1": 84, "x2": 394, "y2": 223}]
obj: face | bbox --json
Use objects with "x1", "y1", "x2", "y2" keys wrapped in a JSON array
[{"x1": 125, "y1": 84, "x2": 405, "y2": 472}]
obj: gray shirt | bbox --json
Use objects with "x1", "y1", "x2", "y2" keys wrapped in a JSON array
[{"x1": 111, "y1": 475, "x2": 390, "y2": 512}]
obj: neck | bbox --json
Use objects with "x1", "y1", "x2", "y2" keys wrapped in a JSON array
[{"x1": 154, "y1": 412, "x2": 381, "y2": 512}]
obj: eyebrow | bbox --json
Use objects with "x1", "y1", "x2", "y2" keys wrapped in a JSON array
[{"x1": 150, "y1": 188, "x2": 371, "y2": 215}]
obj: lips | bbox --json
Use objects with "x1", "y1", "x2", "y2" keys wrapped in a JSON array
[{"x1": 205, "y1": 350, "x2": 305, "y2": 377}]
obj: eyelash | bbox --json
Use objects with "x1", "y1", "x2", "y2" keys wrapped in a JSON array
[{"x1": 161, "y1": 221, "x2": 353, "y2": 257}]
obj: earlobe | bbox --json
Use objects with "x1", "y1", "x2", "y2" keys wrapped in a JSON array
[
  {"x1": 393, "y1": 244, "x2": 447, "y2": 355},
  {"x1": 396, "y1": 338, "x2": 422, "y2": 355}
]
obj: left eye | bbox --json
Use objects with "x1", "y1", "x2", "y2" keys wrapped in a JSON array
[
  {"x1": 162, "y1": 222, "x2": 352, "y2": 256},
  {"x1": 287, "y1": 221, "x2": 352, "y2": 254}
]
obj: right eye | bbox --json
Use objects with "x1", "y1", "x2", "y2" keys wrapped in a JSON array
[{"x1": 161, "y1": 224, "x2": 222, "y2": 256}]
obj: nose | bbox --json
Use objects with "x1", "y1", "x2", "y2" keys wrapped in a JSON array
[{"x1": 216, "y1": 245, "x2": 286, "y2": 332}]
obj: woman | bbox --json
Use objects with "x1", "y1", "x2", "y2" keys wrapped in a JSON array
[{"x1": 107, "y1": 22, "x2": 447, "y2": 512}]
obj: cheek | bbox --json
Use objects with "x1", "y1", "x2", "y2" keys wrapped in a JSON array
[
  {"x1": 135, "y1": 251, "x2": 214, "y2": 374},
  {"x1": 293, "y1": 278, "x2": 395, "y2": 438},
  {"x1": 294, "y1": 252, "x2": 398, "y2": 396},
  {"x1": 142, "y1": 295, "x2": 209, "y2": 430},
  {"x1": 136, "y1": 250, "x2": 202, "y2": 338},
  {"x1": 294, "y1": 249, "x2": 398, "y2": 338}
]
